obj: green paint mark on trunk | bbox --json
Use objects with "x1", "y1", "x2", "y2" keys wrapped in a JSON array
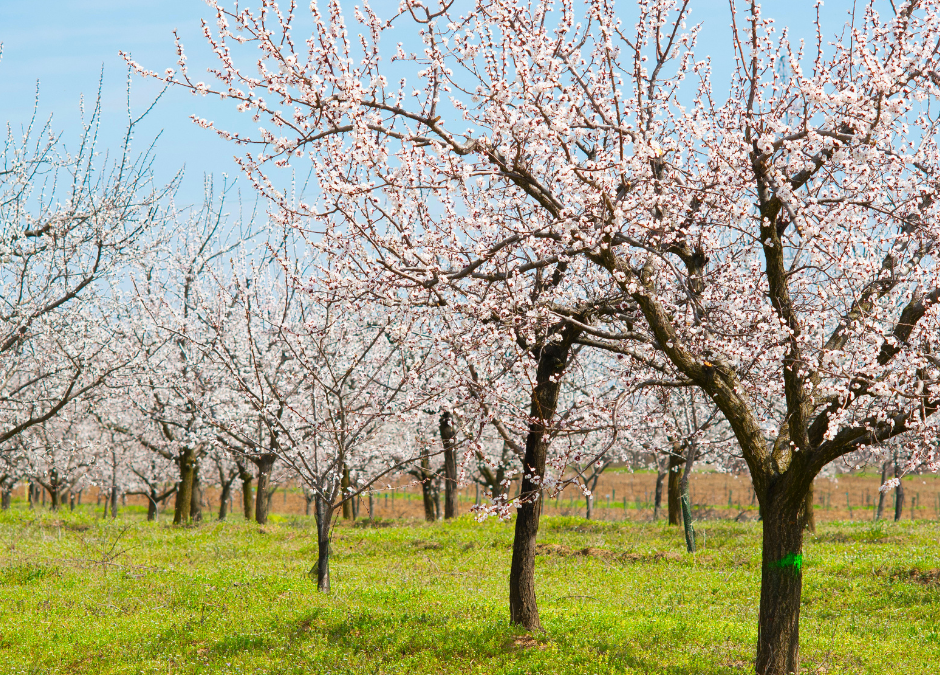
[{"x1": 776, "y1": 552, "x2": 803, "y2": 572}]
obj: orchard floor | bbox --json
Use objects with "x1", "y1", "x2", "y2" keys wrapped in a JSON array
[{"x1": 0, "y1": 507, "x2": 937, "y2": 674}]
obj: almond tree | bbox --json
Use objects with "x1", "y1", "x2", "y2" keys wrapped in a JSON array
[{"x1": 137, "y1": 1, "x2": 940, "y2": 671}]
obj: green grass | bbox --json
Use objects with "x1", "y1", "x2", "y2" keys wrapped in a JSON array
[{"x1": 0, "y1": 507, "x2": 937, "y2": 674}]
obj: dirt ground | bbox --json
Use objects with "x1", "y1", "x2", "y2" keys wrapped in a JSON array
[{"x1": 56, "y1": 468, "x2": 940, "y2": 524}]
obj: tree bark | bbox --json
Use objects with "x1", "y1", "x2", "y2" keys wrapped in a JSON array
[
  {"x1": 667, "y1": 452, "x2": 684, "y2": 526},
  {"x1": 1, "y1": 487, "x2": 11, "y2": 510},
  {"x1": 110, "y1": 486, "x2": 119, "y2": 519},
  {"x1": 420, "y1": 451, "x2": 436, "y2": 522},
  {"x1": 440, "y1": 411, "x2": 458, "y2": 519},
  {"x1": 756, "y1": 496, "x2": 806, "y2": 675},
  {"x1": 218, "y1": 478, "x2": 232, "y2": 521},
  {"x1": 253, "y1": 454, "x2": 276, "y2": 525},
  {"x1": 803, "y1": 482, "x2": 816, "y2": 534},
  {"x1": 893, "y1": 455, "x2": 905, "y2": 522},
  {"x1": 508, "y1": 328, "x2": 576, "y2": 632},
  {"x1": 312, "y1": 495, "x2": 332, "y2": 592},
  {"x1": 146, "y1": 492, "x2": 158, "y2": 521},
  {"x1": 585, "y1": 493, "x2": 593, "y2": 520},
  {"x1": 173, "y1": 448, "x2": 196, "y2": 525},
  {"x1": 189, "y1": 462, "x2": 203, "y2": 522},
  {"x1": 341, "y1": 463, "x2": 353, "y2": 520},
  {"x1": 652, "y1": 466, "x2": 666, "y2": 521},
  {"x1": 875, "y1": 460, "x2": 889, "y2": 521},
  {"x1": 238, "y1": 464, "x2": 254, "y2": 521}
]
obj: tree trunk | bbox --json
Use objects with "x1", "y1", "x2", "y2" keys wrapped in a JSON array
[
  {"x1": 803, "y1": 481, "x2": 816, "y2": 534},
  {"x1": 509, "y1": 329, "x2": 576, "y2": 632},
  {"x1": 173, "y1": 448, "x2": 196, "y2": 525},
  {"x1": 341, "y1": 464, "x2": 353, "y2": 520},
  {"x1": 440, "y1": 411, "x2": 458, "y2": 519},
  {"x1": 312, "y1": 495, "x2": 332, "y2": 592},
  {"x1": 50, "y1": 487, "x2": 61, "y2": 511},
  {"x1": 253, "y1": 454, "x2": 276, "y2": 525},
  {"x1": 189, "y1": 462, "x2": 203, "y2": 522},
  {"x1": 756, "y1": 497, "x2": 806, "y2": 675},
  {"x1": 652, "y1": 467, "x2": 666, "y2": 521},
  {"x1": 585, "y1": 493, "x2": 593, "y2": 520},
  {"x1": 420, "y1": 452, "x2": 436, "y2": 522},
  {"x1": 239, "y1": 465, "x2": 254, "y2": 521},
  {"x1": 679, "y1": 471, "x2": 695, "y2": 553},
  {"x1": 893, "y1": 456, "x2": 905, "y2": 522},
  {"x1": 1, "y1": 487, "x2": 11, "y2": 510},
  {"x1": 218, "y1": 479, "x2": 232, "y2": 521},
  {"x1": 110, "y1": 486, "x2": 119, "y2": 519},
  {"x1": 667, "y1": 452, "x2": 684, "y2": 526},
  {"x1": 875, "y1": 460, "x2": 889, "y2": 521},
  {"x1": 146, "y1": 492, "x2": 158, "y2": 521}
]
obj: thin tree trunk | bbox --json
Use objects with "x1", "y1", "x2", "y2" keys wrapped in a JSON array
[
  {"x1": 341, "y1": 464, "x2": 353, "y2": 520},
  {"x1": 893, "y1": 455, "x2": 905, "y2": 522},
  {"x1": 313, "y1": 495, "x2": 332, "y2": 592},
  {"x1": 508, "y1": 328, "x2": 576, "y2": 632},
  {"x1": 875, "y1": 460, "x2": 889, "y2": 521},
  {"x1": 253, "y1": 454, "x2": 276, "y2": 525},
  {"x1": 652, "y1": 466, "x2": 666, "y2": 521},
  {"x1": 667, "y1": 451, "x2": 684, "y2": 526},
  {"x1": 174, "y1": 448, "x2": 196, "y2": 525},
  {"x1": 756, "y1": 496, "x2": 806, "y2": 675},
  {"x1": 585, "y1": 493, "x2": 593, "y2": 520},
  {"x1": 440, "y1": 411, "x2": 458, "y2": 519},
  {"x1": 110, "y1": 486, "x2": 119, "y2": 519}
]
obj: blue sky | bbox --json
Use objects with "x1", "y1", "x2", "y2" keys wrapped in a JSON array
[{"x1": 0, "y1": 0, "x2": 861, "y2": 207}]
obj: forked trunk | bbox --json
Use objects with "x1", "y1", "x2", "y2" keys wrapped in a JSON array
[
  {"x1": 174, "y1": 448, "x2": 196, "y2": 525},
  {"x1": 312, "y1": 495, "x2": 332, "y2": 592},
  {"x1": 440, "y1": 412, "x2": 458, "y2": 519},
  {"x1": 667, "y1": 452, "x2": 684, "y2": 526},
  {"x1": 756, "y1": 495, "x2": 806, "y2": 675},
  {"x1": 253, "y1": 454, "x2": 276, "y2": 525},
  {"x1": 508, "y1": 329, "x2": 575, "y2": 632}
]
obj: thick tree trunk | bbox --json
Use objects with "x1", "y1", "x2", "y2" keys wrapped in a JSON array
[
  {"x1": 50, "y1": 487, "x2": 61, "y2": 511},
  {"x1": 893, "y1": 457, "x2": 905, "y2": 522},
  {"x1": 509, "y1": 330, "x2": 575, "y2": 632},
  {"x1": 173, "y1": 448, "x2": 196, "y2": 525},
  {"x1": 253, "y1": 454, "x2": 276, "y2": 525},
  {"x1": 875, "y1": 460, "x2": 889, "y2": 521},
  {"x1": 652, "y1": 467, "x2": 666, "y2": 521},
  {"x1": 1, "y1": 487, "x2": 11, "y2": 510},
  {"x1": 239, "y1": 466, "x2": 254, "y2": 521},
  {"x1": 341, "y1": 464, "x2": 353, "y2": 520},
  {"x1": 440, "y1": 411, "x2": 458, "y2": 519},
  {"x1": 756, "y1": 498, "x2": 806, "y2": 675},
  {"x1": 667, "y1": 452, "x2": 684, "y2": 526},
  {"x1": 312, "y1": 495, "x2": 332, "y2": 592},
  {"x1": 803, "y1": 482, "x2": 816, "y2": 534}
]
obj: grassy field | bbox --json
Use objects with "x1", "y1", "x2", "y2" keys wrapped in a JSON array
[{"x1": 0, "y1": 506, "x2": 937, "y2": 674}]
